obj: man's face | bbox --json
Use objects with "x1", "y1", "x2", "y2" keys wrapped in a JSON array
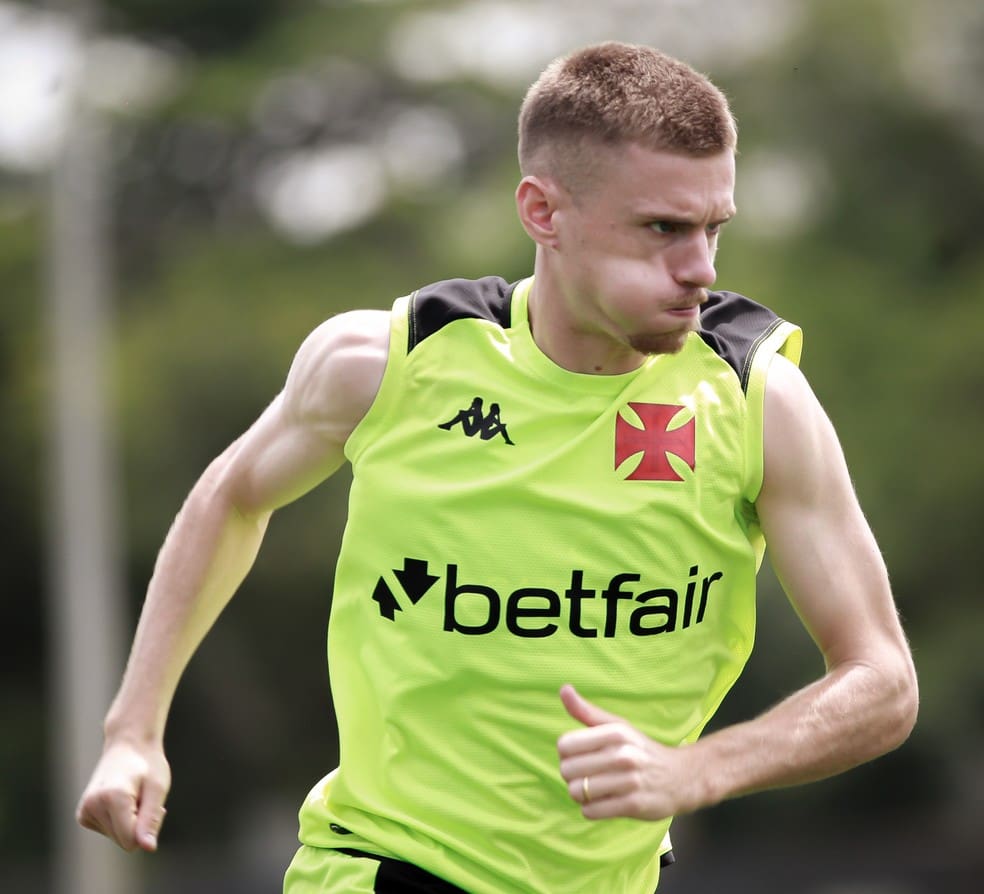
[{"x1": 549, "y1": 143, "x2": 736, "y2": 360}]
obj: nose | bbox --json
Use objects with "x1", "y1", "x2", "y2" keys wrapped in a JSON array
[{"x1": 672, "y1": 232, "x2": 717, "y2": 290}]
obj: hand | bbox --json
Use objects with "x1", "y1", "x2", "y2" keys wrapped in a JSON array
[
  {"x1": 557, "y1": 684, "x2": 696, "y2": 821},
  {"x1": 76, "y1": 740, "x2": 171, "y2": 852}
]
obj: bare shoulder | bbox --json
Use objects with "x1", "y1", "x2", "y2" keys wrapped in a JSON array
[
  {"x1": 761, "y1": 354, "x2": 842, "y2": 505},
  {"x1": 283, "y1": 309, "x2": 390, "y2": 444},
  {"x1": 762, "y1": 353, "x2": 820, "y2": 427}
]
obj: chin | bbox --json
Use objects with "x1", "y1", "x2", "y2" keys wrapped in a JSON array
[{"x1": 628, "y1": 330, "x2": 691, "y2": 356}]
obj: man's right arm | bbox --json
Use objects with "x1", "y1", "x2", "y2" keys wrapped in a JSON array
[{"x1": 76, "y1": 309, "x2": 390, "y2": 852}]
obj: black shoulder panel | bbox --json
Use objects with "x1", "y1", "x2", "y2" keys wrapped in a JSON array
[
  {"x1": 698, "y1": 290, "x2": 786, "y2": 392},
  {"x1": 407, "y1": 276, "x2": 515, "y2": 353}
]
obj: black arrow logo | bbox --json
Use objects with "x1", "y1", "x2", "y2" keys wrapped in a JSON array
[
  {"x1": 394, "y1": 557, "x2": 439, "y2": 604},
  {"x1": 371, "y1": 558, "x2": 440, "y2": 620},
  {"x1": 372, "y1": 578, "x2": 402, "y2": 621}
]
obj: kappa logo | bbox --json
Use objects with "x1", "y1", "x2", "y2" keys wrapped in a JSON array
[
  {"x1": 615, "y1": 402, "x2": 696, "y2": 481},
  {"x1": 370, "y1": 557, "x2": 724, "y2": 638},
  {"x1": 439, "y1": 396, "x2": 515, "y2": 445}
]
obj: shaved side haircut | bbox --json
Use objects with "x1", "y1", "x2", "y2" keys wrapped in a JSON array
[{"x1": 519, "y1": 42, "x2": 737, "y2": 195}]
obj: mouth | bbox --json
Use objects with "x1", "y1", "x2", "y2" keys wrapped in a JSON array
[
  {"x1": 665, "y1": 291, "x2": 708, "y2": 315},
  {"x1": 665, "y1": 304, "x2": 702, "y2": 318}
]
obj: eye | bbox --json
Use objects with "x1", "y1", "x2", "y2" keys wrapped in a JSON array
[{"x1": 649, "y1": 221, "x2": 680, "y2": 235}]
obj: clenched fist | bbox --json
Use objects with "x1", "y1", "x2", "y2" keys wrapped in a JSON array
[
  {"x1": 557, "y1": 684, "x2": 701, "y2": 821},
  {"x1": 76, "y1": 741, "x2": 171, "y2": 853}
]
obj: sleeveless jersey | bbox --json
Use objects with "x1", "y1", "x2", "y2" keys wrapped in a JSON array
[{"x1": 296, "y1": 276, "x2": 802, "y2": 893}]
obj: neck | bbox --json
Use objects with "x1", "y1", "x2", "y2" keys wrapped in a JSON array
[{"x1": 527, "y1": 262, "x2": 646, "y2": 376}]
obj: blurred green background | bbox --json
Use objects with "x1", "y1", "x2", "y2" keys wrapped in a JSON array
[{"x1": 2, "y1": 0, "x2": 982, "y2": 891}]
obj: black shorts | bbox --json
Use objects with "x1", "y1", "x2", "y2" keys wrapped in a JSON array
[
  {"x1": 283, "y1": 843, "x2": 674, "y2": 892},
  {"x1": 338, "y1": 848, "x2": 467, "y2": 892},
  {"x1": 284, "y1": 845, "x2": 465, "y2": 893}
]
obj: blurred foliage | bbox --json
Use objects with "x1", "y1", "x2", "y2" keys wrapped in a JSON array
[
  {"x1": 2, "y1": 0, "x2": 983, "y2": 887},
  {"x1": 102, "y1": 0, "x2": 301, "y2": 51}
]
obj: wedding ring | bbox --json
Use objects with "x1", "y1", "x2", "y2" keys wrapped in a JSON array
[{"x1": 582, "y1": 776, "x2": 591, "y2": 803}]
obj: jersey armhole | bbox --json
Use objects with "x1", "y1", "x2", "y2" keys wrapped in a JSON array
[
  {"x1": 742, "y1": 321, "x2": 803, "y2": 504},
  {"x1": 344, "y1": 294, "x2": 411, "y2": 465}
]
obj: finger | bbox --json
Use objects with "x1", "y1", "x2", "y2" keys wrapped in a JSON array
[
  {"x1": 569, "y1": 774, "x2": 601, "y2": 805},
  {"x1": 76, "y1": 795, "x2": 110, "y2": 837},
  {"x1": 559, "y1": 750, "x2": 622, "y2": 783},
  {"x1": 580, "y1": 789, "x2": 669, "y2": 822},
  {"x1": 557, "y1": 723, "x2": 624, "y2": 759},
  {"x1": 581, "y1": 792, "x2": 637, "y2": 821},
  {"x1": 559, "y1": 684, "x2": 625, "y2": 728},
  {"x1": 135, "y1": 778, "x2": 169, "y2": 852},
  {"x1": 104, "y1": 789, "x2": 140, "y2": 852},
  {"x1": 77, "y1": 787, "x2": 134, "y2": 848},
  {"x1": 557, "y1": 690, "x2": 637, "y2": 759},
  {"x1": 565, "y1": 769, "x2": 637, "y2": 805},
  {"x1": 568, "y1": 774, "x2": 597, "y2": 804},
  {"x1": 76, "y1": 790, "x2": 98, "y2": 831}
]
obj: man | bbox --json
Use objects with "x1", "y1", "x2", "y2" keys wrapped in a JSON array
[{"x1": 77, "y1": 42, "x2": 918, "y2": 893}]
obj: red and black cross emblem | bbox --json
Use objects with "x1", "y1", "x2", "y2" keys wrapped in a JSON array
[{"x1": 614, "y1": 402, "x2": 696, "y2": 481}]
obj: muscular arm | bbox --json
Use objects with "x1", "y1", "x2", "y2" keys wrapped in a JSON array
[
  {"x1": 558, "y1": 355, "x2": 918, "y2": 819},
  {"x1": 77, "y1": 310, "x2": 389, "y2": 850},
  {"x1": 682, "y1": 355, "x2": 918, "y2": 802}
]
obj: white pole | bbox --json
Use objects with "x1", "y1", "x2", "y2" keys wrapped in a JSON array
[{"x1": 45, "y1": 9, "x2": 139, "y2": 894}]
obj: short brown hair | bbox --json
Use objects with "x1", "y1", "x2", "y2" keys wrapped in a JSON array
[{"x1": 518, "y1": 42, "x2": 736, "y2": 188}]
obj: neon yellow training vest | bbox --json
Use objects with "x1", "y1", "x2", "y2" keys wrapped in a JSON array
[{"x1": 296, "y1": 276, "x2": 802, "y2": 893}]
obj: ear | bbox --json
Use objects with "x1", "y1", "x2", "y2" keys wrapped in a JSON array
[{"x1": 515, "y1": 175, "x2": 562, "y2": 248}]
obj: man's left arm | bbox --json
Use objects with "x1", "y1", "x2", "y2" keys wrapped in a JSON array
[
  {"x1": 685, "y1": 354, "x2": 918, "y2": 802},
  {"x1": 558, "y1": 355, "x2": 918, "y2": 819}
]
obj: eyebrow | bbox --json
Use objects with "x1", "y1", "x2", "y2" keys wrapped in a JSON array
[{"x1": 636, "y1": 210, "x2": 737, "y2": 227}]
